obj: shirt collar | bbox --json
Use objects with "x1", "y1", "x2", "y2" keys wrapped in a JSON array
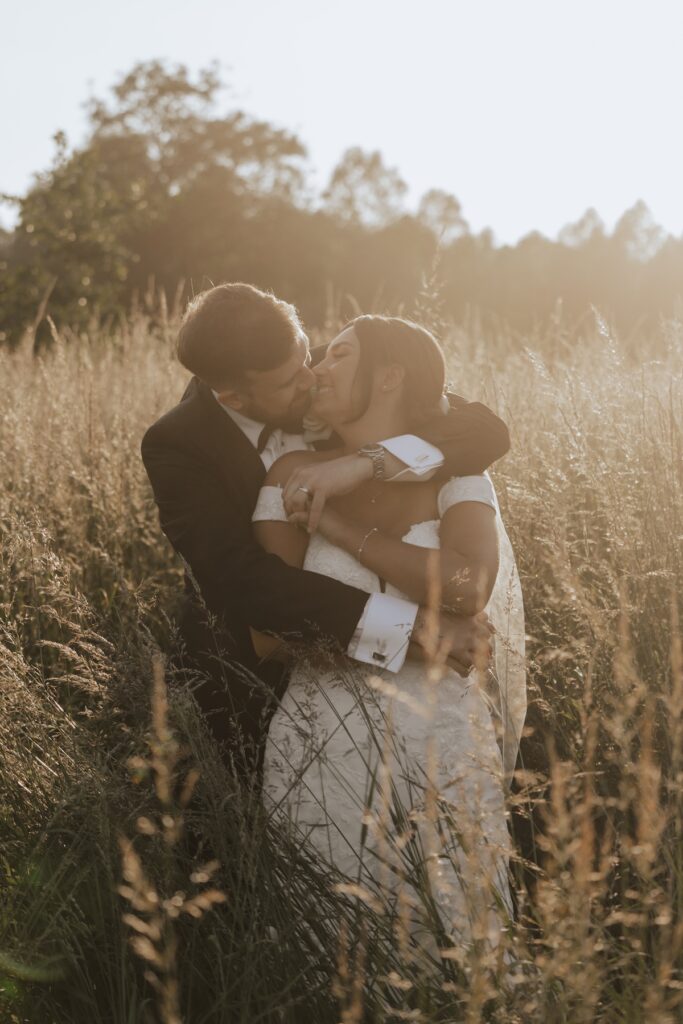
[{"x1": 212, "y1": 391, "x2": 266, "y2": 450}]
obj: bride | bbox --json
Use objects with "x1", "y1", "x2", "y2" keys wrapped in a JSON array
[{"x1": 252, "y1": 315, "x2": 525, "y2": 953}]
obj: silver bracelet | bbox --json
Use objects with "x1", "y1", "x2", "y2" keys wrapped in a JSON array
[{"x1": 357, "y1": 526, "x2": 378, "y2": 563}]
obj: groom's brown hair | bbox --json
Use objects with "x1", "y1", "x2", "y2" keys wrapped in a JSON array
[{"x1": 177, "y1": 283, "x2": 304, "y2": 390}]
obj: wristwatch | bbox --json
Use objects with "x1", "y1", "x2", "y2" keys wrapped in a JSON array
[{"x1": 358, "y1": 443, "x2": 385, "y2": 480}]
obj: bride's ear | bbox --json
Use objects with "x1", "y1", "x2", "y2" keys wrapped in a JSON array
[{"x1": 378, "y1": 363, "x2": 405, "y2": 394}]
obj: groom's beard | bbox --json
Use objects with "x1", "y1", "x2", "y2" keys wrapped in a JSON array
[
  {"x1": 238, "y1": 388, "x2": 312, "y2": 433},
  {"x1": 268, "y1": 394, "x2": 313, "y2": 433}
]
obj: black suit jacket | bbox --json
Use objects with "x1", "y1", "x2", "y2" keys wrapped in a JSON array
[{"x1": 141, "y1": 377, "x2": 510, "y2": 670}]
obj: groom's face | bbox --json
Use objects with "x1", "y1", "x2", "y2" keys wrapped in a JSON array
[{"x1": 231, "y1": 332, "x2": 316, "y2": 428}]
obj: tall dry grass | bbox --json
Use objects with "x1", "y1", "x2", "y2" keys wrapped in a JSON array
[{"x1": 0, "y1": 302, "x2": 681, "y2": 1022}]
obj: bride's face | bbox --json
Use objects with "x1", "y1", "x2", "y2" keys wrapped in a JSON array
[{"x1": 311, "y1": 328, "x2": 363, "y2": 424}]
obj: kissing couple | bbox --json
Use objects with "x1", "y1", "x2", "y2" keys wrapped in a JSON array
[{"x1": 142, "y1": 282, "x2": 525, "y2": 952}]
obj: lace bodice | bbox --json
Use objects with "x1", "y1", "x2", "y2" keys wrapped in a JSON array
[
  {"x1": 252, "y1": 474, "x2": 497, "y2": 598},
  {"x1": 252, "y1": 474, "x2": 525, "y2": 778}
]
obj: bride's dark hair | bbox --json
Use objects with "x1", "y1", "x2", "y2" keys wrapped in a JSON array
[{"x1": 345, "y1": 315, "x2": 446, "y2": 426}]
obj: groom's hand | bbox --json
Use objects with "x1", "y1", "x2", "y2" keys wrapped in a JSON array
[
  {"x1": 283, "y1": 455, "x2": 373, "y2": 532},
  {"x1": 412, "y1": 609, "x2": 494, "y2": 675}
]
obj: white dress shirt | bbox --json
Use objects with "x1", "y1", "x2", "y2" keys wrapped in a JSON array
[{"x1": 218, "y1": 400, "x2": 444, "y2": 673}]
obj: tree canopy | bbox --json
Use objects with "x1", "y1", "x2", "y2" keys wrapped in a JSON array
[{"x1": 1, "y1": 60, "x2": 681, "y2": 346}]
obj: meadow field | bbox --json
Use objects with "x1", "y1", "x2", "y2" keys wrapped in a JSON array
[{"x1": 0, "y1": 301, "x2": 681, "y2": 1023}]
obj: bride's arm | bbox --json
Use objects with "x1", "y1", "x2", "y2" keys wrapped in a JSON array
[
  {"x1": 253, "y1": 451, "x2": 332, "y2": 569},
  {"x1": 313, "y1": 502, "x2": 499, "y2": 615},
  {"x1": 249, "y1": 452, "x2": 324, "y2": 660}
]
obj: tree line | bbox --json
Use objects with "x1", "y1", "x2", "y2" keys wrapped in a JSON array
[{"x1": 1, "y1": 60, "x2": 681, "y2": 346}]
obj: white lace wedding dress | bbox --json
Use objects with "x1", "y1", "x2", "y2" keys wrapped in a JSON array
[{"x1": 252, "y1": 475, "x2": 526, "y2": 950}]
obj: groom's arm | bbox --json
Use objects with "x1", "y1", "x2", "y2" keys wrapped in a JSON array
[
  {"x1": 142, "y1": 435, "x2": 488, "y2": 675},
  {"x1": 376, "y1": 395, "x2": 510, "y2": 481},
  {"x1": 415, "y1": 393, "x2": 510, "y2": 480},
  {"x1": 142, "y1": 421, "x2": 492, "y2": 675},
  {"x1": 141, "y1": 435, "x2": 368, "y2": 647},
  {"x1": 283, "y1": 395, "x2": 510, "y2": 529}
]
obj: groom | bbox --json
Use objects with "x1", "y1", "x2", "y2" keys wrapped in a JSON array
[{"x1": 142, "y1": 283, "x2": 510, "y2": 772}]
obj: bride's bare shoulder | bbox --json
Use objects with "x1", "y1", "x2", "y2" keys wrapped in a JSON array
[{"x1": 265, "y1": 448, "x2": 344, "y2": 487}]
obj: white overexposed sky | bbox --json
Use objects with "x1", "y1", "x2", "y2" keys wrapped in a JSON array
[{"x1": 2, "y1": 0, "x2": 682, "y2": 243}]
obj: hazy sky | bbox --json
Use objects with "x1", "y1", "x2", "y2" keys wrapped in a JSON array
[{"x1": 2, "y1": 0, "x2": 682, "y2": 243}]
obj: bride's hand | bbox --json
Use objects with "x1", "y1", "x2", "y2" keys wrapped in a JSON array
[
  {"x1": 288, "y1": 502, "x2": 349, "y2": 542},
  {"x1": 412, "y1": 608, "x2": 494, "y2": 675},
  {"x1": 283, "y1": 454, "x2": 373, "y2": 532}
]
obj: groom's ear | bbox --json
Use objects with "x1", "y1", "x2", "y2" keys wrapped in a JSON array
[{"x1": 215, "y1": 387, "x2": 245, "y2": 411}]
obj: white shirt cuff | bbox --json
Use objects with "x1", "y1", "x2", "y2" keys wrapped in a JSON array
[
  {"x1": 380, "y1": 434, "x2": 443, "y2": 479},
  {"x1": 347, "y1": 593, "x2": 419, "y2": 673}
]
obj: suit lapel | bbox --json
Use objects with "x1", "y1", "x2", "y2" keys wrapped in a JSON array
[{"x1": 188, "y1": 377, "x2": 266, "y2": 497}]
